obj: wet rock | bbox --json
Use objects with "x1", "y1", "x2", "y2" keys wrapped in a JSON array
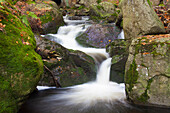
[
  {"x1": 106, "y1": 39, "x2": 128, "y2": 83},
  {"x1": 125, "y1": 34, "x2": 170, "y2": 107},
  {"x1": 36, "y1": 35, "x2": 96, "y2": 87},
  {"x1": 67, "y1": 16, "x2": 82, "y2": 20},
  {"x1": 120, "y1": 0, "x2": 166, "y2": 41},
  {"x1": 76, "y1": 23, "x2": 121, "y2": 48}
]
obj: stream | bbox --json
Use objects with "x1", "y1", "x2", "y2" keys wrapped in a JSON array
[{"x1": 19, "y1": 16, "x2": 170, "y2": 113}]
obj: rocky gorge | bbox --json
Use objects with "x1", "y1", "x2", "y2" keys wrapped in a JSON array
[{"x1": 0, "y1": 0, "x2": 169, "y2": 113}]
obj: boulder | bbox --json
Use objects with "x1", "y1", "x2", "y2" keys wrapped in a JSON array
[
  {"x1": 125, "y1": 34, "x2": 170, "y2": 107},
  {"x1": 36, "y1": 35, "x2": 96, "y2": 87},
  {"x1": 89, "y1": 2, "x2": 117, "y2": 22},
  {"x1": 79, "y1": 0, "x2": 119, "y2": 7},
  {"x1": 76, "y1": 23, "x2": 121, "y2": 48},
  {"x1": 106, "y1": 39, "x2": 128, "y2": 83},
  {"x1": 32, "y1": 1, "x2": 64, "y2": 34},
  {"x1": 14, "y1": 0, "x2": 65, "y2": 34},
  {"x1": 79, "y1": 0, "x2": 97, "y2": 8},
  {"x1": 62, "y1": 0, "x2": 78, "y2": 7},
  {"x1": 0, "y1": 4, "x2": 43, "y2": 113},
  {"x1": 120, "y1": 0, "x2": 166, "y2": 41},
  {"x1": 150, "y1": 0, "x2": 160, "y2": 6}
]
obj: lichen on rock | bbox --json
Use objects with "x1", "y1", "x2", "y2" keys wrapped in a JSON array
[{"x1": 125, "y1": 34, "x2": 170, "y2": 107}]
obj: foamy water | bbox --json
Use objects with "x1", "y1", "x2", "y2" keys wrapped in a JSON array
[
  {"x1": 38, "y1": 16, "x2": 126, "y2": 110},
  {"x1": 19, "y1": 16, "x2": 170, "y2": 113}
]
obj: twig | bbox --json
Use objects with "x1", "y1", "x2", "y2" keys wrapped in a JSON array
[{"x1": 44, "y1": 65, "x2": 62, "y2": 88}]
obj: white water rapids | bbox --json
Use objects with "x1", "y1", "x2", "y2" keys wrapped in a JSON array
[
  {"x1": 19, "y1": 16, "x2": 170, "y2": 113},
  {"x1": 38, "y1": 16, "x2": 126, "y2": 111}
]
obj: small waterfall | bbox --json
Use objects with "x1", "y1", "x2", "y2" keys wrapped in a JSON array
[
  {"x1": 96, "y1": 58, "x2": 112, "y2": 84},
  {"x1": 51, "y1": 58, "x2": 125, "y2": 111},
  {"x1": 37, "y1": 16, "x2": 126, "y2": 112},
  {"x1": 118, "y1": 30, "x2": 125, "y2": 39},
  {"x1": 19, "y1": 16, "x2": 170, "y2": 113}
]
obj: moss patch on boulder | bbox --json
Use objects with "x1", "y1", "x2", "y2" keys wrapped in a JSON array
[
  {"x1": 0, "y1": 4, "x2": 43, "y2": 113},
  {"x1": 125, "y1": 34, "x2": 170, "y2": 107}
]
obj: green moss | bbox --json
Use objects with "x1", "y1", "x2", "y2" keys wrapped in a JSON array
[
  {"x1": 90, "y1": 15, "x2": 104, "y2": 22},
  {"x1": 147, "y1": 0, "x2": 152, "y2": 7},
  {"x1": 126, "y1": 59, "x2": 139, "y2": 92},
  {"x1": 96, "y1": 5, "x2": 104, "y2": 10},
  {"x1": 111, "y1": 12, "x2": 118, "y2": 17},
  {"x1": 97, "y1": 0, "x2": 102, "y2": 4},
  {"x1": 45, "y1": 46, "x2": 51, "y2": 50},
  {"x1": 40, "y1": 12, "x2": 53, "y2": 25},
  {"x1": 137, "y1": 78, "x2": 153, "y2": 102},
  {"x1": 78, "y1": 5, "x2": 85, "y2": 10},
  {"x1": 76, "y1": 34, "x2": 95, "y2": 48},
  {"x1": 0, "y1": 6, "x2": 43, "y2": 112}
]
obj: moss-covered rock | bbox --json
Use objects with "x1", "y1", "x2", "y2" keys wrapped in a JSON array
[
  {"x1": 0, "y1": 3, "x2": 43, "y2": 113},
  {"x1": 32, "y1": 1, "x2": 64, "y2": 34},
  {"x1": 36, "y1": 35, "x2": 96, "y2": 87},
  {"x1": 106, "y1": 39, "x2": 128, "y2": 83},
  {"x1": 125, "y1": 34, "x2": 170, "y2": 107},
  {"x1": 89, "y1": 2, "x2": 118, "y2": 22},
  {"x1": 76, "y1": 23, "x2": 121, "y2": 48},
  {"x1": 14, "y1": 0, "x2": 65, "y2": 34},
  {"x1": 79, "y1": 0, "x2": 98, "y2": 8}
]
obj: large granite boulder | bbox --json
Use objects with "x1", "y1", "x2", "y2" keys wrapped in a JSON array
[
  {"x1": 0, "y1": 3, "x2": 43, "y2": 113},
  {"x1": 106, "y1": 39, "x2": 128, "y2": 83},
  {"x1": 76, "y1": 23, "x2": 121, "y2": 48},
  {"x1": 125, "y1": 34, "x2": 170, "y2": 107},
  {"x1": 36, "y1": 35, "x2": 97, "y2": 87},
  {"x1": 120, "y1": 0, "x2": 166, "y2": 41}
]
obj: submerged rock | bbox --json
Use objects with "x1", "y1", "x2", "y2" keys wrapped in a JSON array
[
  {"x1": 0, "y1": 5, "x2": 43, "y2": 113},
  {"x1": 120, "y1": 0, "x2": 166, "y2": 41},
  {"x1": 36, "y1": 35, "x2": 96, "y2": 87},
  {"x1": 125, "y1": 34, "x2": 170, "y2": 107},
  {"x1": 106, "y1": 39, "x2": 128, "y2": 83},
  {"x1": 76, "y1": 23, "x2": 121, "y2": 48}
]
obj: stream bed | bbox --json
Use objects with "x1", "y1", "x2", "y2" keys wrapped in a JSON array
[{"x1": 19, "y1": 16, "x2": 170, "y2": 113}]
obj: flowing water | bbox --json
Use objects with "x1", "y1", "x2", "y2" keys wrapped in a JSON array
[{"x1": 19, "y1": 16, "x2": 170, "y2": 113}]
